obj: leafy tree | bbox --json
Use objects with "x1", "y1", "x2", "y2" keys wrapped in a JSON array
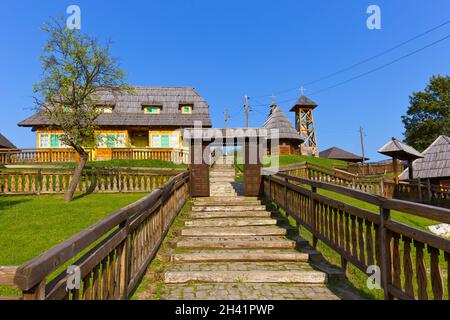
[
  {"x1": 402, "y1": 75, "x2": 450, "y2": 151},
  {"x1": 33, "y1": 18, "x2": 130, "y2": 201}
]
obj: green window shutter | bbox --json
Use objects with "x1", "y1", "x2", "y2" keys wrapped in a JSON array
[
  {"x1": 106, "y1": 134, "x2": 116, "y2": 148},
  {"x1": 161, "y1": 135, "x2": 169, "y2": 148},
  {"x1": 50, "y1": 134, "x2": 59, "y2": 148}
]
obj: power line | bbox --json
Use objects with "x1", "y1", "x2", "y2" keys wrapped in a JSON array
[
  {"x1": 251, "y1": 33, "x2": 450, "y2": 106},
  {"x1": 251, "y1": 19, "x2": 450, "y2": 100}
]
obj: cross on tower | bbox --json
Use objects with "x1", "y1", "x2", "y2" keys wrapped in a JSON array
[
  {"x1": 299, "y1": 86, "x2": 307, "y2": 96},
  {"x1": 270, "y1": 94, "x2": 276, "y2": 105}
]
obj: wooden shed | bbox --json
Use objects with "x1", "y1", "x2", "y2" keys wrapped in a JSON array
[
  {"x1": 319, "y1": 147, "x2": 367, "y2": 163},
  {"x1": 263, "y1": 104, "x2": 303, "y2": 155},
  {"x1": 399, "y1": 135, "x2": 450, "y2": 187}
]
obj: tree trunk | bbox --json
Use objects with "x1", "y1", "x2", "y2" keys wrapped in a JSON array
[{"x1": 65, "y1": 151, "x2": 89, "y2": 202}]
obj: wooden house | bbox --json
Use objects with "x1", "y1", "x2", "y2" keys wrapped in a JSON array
[
  {"x1": 263, "y1": 104, "x2": 303, "y2": 155},
  {"x1": 0, "y1": 133, "x2": 16, "y2": 149},
  {"x1": 18, "y1": 87, "x2": 212, "y2": 160},
  {"x1": 399, "y1": 135, "x2": 450, "y2": 187}
]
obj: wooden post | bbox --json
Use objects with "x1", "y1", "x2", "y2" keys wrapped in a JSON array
[
  {"x1": 379, "y1": 206, "x2": 393, "y2": 300},
  {"x1": 118, "y1": 219, "x2": 130, "y2": 300},
  {"x1": 427, "y1": 179, "x2": 432, "y2": 202},
  {"x1": 37, "y1": 169, "x2": 42, "y2": 195},
  {"x1": 380, "y1": 176, "x2": 385, "y2": 197},
  {"x1": 392, "y1": 158, "x2": 400, "y2": 184},
  {"x1": 311, "y1": 185, "x2": 318, "y2": 249},
  {"x1": 22, "y1": 279, "x2": 46, "y2": 300},
  {"x1": 283, "y1": 177, "x2": 288, "y2": 211},
  {"x1": 417, "y1": 177, "x2": 422, "y2": 202}
]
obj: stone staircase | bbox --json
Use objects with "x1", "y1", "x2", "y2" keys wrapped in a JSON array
[{"x1": 152, "y1": 160, "x2": 348, "y2": 300}]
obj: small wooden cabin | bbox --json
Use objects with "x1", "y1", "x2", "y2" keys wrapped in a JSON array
[
  {"x1": 320, "y1": 147, "x2": 367, "y2": 163},
  {"x1": 399, "y1": 135, "x2": 450, "y2": 187},
  {"x1": 18, "y1": 87, "x2": 212, "y2": 160},
  {"x1": 263, "y1": 104, "x2": 303, "y2": 155}
]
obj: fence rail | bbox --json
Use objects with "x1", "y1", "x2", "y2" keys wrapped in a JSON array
[
  {"x1": 281, "y1": 163, "x2": 450, "y2": 208},
  {"x1": 0, "y1": 148, "x2": 189, "y2": 164},
  {"x1": 0, "y1": 148, "x2": 94, "y2": 164},
  {"x1": 3, "y1": 171, "x2": 189, "y2": 300},
  {"x1": 264, "y1": 172, "x2": 450, "y2": 300},
  {"x1": 112, "y1": 148, "x2": 189, "y2": 164},
  {"x1": 0, "y1": 169, "x2": 181, "y2": 195}
]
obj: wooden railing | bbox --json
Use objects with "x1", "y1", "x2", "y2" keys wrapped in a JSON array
[
  {"x1": 264, "y1": 172, "x2": 450, "y2": 300},
  {"x1": 343, "y1": 161, "x2": 405, "y2": 176},
  {"x1": 0, "y1": 267, "x2": 20, "y2": 300},
  {"x1": 0, "y1": 148, "x2": 94, "y2": 164},
  {"x1": 281, "y1": 162, "x2": 387, "y2": 196},
  {"x1": 3, "y1": 172, "x2": 189, "y2": 300},
  {"x1": 112, "y1": 148, "x2": 189, "y2": 164},
  {"x1": 281, "y1": 162, "x2": 450, "y2": 208},
  {"x1": 0, "y1": 169, "x2": 182, "y2": 195}
]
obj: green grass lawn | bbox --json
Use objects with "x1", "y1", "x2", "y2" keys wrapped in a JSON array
[
  {"x1": 0, "y1": 193, "x2": 145, "y2": 266},
  {"x1": 234, "y1": 154, "x2": 347, "y2": 172},
  {"x1": 266, "y1": 155, "x2": 347, "y2": 169},
  {"x1": 8, "y1": 159, "x2": 186, "y2": 169}
]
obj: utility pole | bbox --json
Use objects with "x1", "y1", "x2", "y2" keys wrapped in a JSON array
[
  {"x1": 360, "y1": 126, "x2": 366, "y2": 165},
  {"x1": 244, "y1": 95, "x2": 249, "y2": 128},
  {"x1": 224, "y1": 108, "x2": 229, "y2": 128}
]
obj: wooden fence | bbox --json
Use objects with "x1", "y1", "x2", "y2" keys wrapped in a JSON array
[
  {"x1": 0, "y1": 148, "x2": 94, "y2": 164},
  {"x1": 0, "y1": 169, "x2": 182, "y2": 195},
  {"x1": 264, "y1": 172, "x2": 450, "y2": 300},
  {"x1": 0, "y1": 148, "x2": 189, "y2": 164},
  {"x1": 112, "y1": 148, "x2": 189, "y2": 164},
  {"x1": 281, "y1": 162, "x2": 450, "y2": 208},
  {"x1": 1, "y1": 172, "x2": 189, "y2": 300},
  {"x1": 343, "y1": 161, "x2": 405, "y2": 176}
]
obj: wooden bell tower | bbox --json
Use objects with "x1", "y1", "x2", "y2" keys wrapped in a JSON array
[{"x1": 290, "y1": 95, "x2": 319, "y2": 157}]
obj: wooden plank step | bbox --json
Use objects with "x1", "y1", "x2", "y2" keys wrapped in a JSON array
[
  {"x1": 192, "y1": 205, "x2": 266, "y2": 212},
  {"x1": 185, "y1": 218, "x2": 277, "y2": 227},
  {"x1": 166, "y1": 250, "x2": 309, "y2": 263},
  {"x1": 173, "y1": 236, "x2": 296, "y2": 249},
  {"x1": 187, "y1": 211, "x2": 271, "y2": 219},
  {"x1": 181, "y1": 226, "x2": 287, "y2": 237}
]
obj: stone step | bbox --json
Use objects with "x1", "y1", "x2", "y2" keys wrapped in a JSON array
[
  {"x1": 187, "y1": 211, "x2": 271, "y2": 219},
  {"x1": 166, "y1": 250, "x2": 309, "y2": 263},
  {"x1": 210, "y1": 178, "x2": 235, "y2": 183},
  {"x1": 181, "y1": 226, "x2": 287, "y2": 237},
  {"x1": 193, "y1": 201, "x2": 261, "y2": 207},
  {"x1": 164, "y1": 262, "x2": 327, "y2": 284},
  {"x1": 185, "y1": 218, "x2": 277, "y2": 227},
  {"x1": 194, "y1": 196, "x2": 258, "y2": 202},
  {"x1": 210, "y1": 172, "x2": 235, "y2": 176},
  {"x1": 192, "y1": 205, "x2": 266, "y2": 212},
  {"x1": 172, "y1": 236, "x2": 296, "y2": 249}
]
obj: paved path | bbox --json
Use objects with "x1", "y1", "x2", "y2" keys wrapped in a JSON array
[{"x1": 138, "y1": 159, "x2": 363, "y2": 300}]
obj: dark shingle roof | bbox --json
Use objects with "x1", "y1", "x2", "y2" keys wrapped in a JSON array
[
  {"x1": 262, "y1": 105, "x2": 303, "y2": 141},
  {"x1": 399, "y1": 135, "x2": 450, "y2": 180},
  {"x1": 0, "y1": 133, "x2": 16, "y2": 148},
  {"x1": 378, "y1": 138, "x2": 424, "y2": 160},
  {"x1": 18, "y1": 86, "x2": 212, "y2": 128},
  {"x1": 320, "y1": 147, "x2": 367, "y2": 162},
  {"x1": 290, "y1": 95, "x2": 318, "y2": 111}
]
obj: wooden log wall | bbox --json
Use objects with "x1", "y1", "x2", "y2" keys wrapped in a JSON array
[
  {"x1": 264, "y1": 172, "x2": 450, "y2": 300},
  {"x1": 0, "y1": 170, "x2": 179, "y2": 195}
]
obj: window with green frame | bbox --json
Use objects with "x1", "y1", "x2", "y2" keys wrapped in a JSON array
[
  {"x1": 151, "y1": 133, "x2": 179, "y2": 148},
  {"x1": 97, "y1": 133, "x2": 126, "y2": 148},
  {"x1": 144, "y1": 106, "x2": 161, "y2": 114},
  {"x1": 40, "y1": 133, "x2": 67, "y2": 148},
  {"x1": 180, "y1": 105, "x2": 192, "y2": 114}
]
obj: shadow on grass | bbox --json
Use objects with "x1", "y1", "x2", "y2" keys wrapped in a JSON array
[{"x1": 0, "y1": 198, "x2": 32, "y2": 211}]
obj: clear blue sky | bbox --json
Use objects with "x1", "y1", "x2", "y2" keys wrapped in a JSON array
[{"x1": 1, "y1": 0, "x2": 449, "y2": 161}]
